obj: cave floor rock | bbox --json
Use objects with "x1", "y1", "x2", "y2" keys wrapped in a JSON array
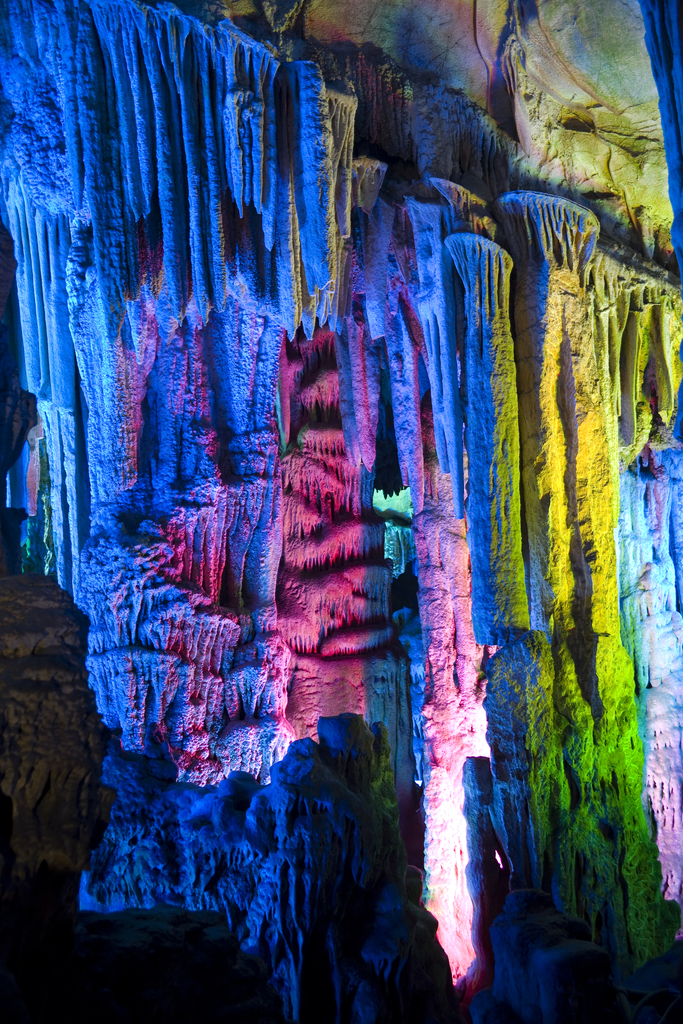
[{"x1": 46, "y1": 905, "x2": 288, "y2": 1024}]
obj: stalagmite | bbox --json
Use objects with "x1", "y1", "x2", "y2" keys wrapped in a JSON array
[
  {"x1": 410, "y1": 397, "x2": 493, "y2": 982},
  {"x1": 489, "y1": 191, "x2": 680, "y2": 973},
  {"x1": 86, "y1": 715, "x2": 459, "y2": 1023}
]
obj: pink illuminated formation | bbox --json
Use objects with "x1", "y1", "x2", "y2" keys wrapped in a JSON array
[{"x1": 278, "y1": 326, "x2": 415, "y2": 826}]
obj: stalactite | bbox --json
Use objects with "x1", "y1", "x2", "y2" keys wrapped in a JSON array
[
  {"x1": 277, "y1": 325, "x2": 415, "y2": 827},
  {"x1": 335, "y1": 314, "x2": 382, "y2": 470},
  {"x1": 618, "y1": 449, "x2": 683, "y2": 924},
  {"x1": 383, "y1": 279, "x2": 426, "y2": 515},
  {"x1": 495, "y1": 191, "x2": 600, "y2": 632},
  {"x1": 445, "y1": 232, "x2": 528, "y2": 646},
  {"x1": 383, "y1": 520, "x2": 416, "y2": 578},
  {"x1": 3, "y1": 182, "x2": 85, "y2": 590},
  {"x1": 403, "y1": 194, "x2": 466, "y2": 516},
  {"x1": 0, "y1": 222, "x2": 36, "y2": 575}
]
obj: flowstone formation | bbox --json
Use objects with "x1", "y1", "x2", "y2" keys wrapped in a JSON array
[{"x1": 3, "y1": 0, "x2": 683, "y2": 1011}]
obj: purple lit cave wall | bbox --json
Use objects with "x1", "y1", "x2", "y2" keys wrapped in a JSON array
[{"x1": 2, "y1": 1, "x2": 683, "y2": 1022}]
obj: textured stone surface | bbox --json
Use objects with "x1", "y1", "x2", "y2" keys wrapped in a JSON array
[
  {"x1": 618, "y1": 450, "x2": 683, "y2": 929},
  {"x1": 410, "y1": 398, "x2": 493, "y2": 984},
  {"x1": 84, "y1": 714, "x2": 461, "y2": 1023},
  {"x1": 486, "y1": 628, "x2": 679, "y2": 977},
  {"x1": 462, "y1": 757, "x2": 510, "y2": 997},
  {"x1": 634, "y1": 0, "x2": 683, "y2": 941},
  {"x1": 254, "y1": 0, "x2": 672, "y2": 268},
  {"x1": 0, "y1": 223, "x2": 36, "y2": 576},
  {"x1": 470, "y1": 891, "x2": 621, "y2": 1024},
  {"x1": 639, "y1": 2, "x2": 683, "y2": 267},
  {"x1": 0, "y1": 574, "x2": 113, "y2": 1018},
  {"x1": 485, "y1": 192, "x2": 680, "y2": 973},
  {"x1": 277, "y1": 324, "x2": 416, "y2": 831},
  {"x1": 444, "y1": 231, "x2": 527, "y2": 647}
]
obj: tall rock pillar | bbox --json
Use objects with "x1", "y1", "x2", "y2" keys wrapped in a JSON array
[
  {"x1": 408, "y1": 216, "x2": 527, "y2": 982},
  {"x1": 488, "y1": 191, "x2": 679, "y2": 974}
]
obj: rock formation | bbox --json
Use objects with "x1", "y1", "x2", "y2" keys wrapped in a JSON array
[
  {"x1": 0, "y1": 224, "x2": 36, "y2": 576},
  {"x1": 0, "y1": 569, "x2": 325, "y2": 1023},
  {"x1": 470, "y1": 891, "x2": 622, "y2": 1024},
  {"x1": 0, "y1": 573, "x2": 113, "y2": 1019},
  {"x1": 84, "y1": 713, "x2": 459, "y2": 1023},
  {"x1": 3, "y1": 0, "x2": 683, "y2": 1015}
]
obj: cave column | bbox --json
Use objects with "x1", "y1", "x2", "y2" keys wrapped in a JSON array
[
  {"x1": 433, "y1": 231, "x2": 529, "y2": 992},
  {"x1": 488, "y1": 191, "x2": 679, "y2": 972},
  {"x1": 411, "y1": 229, "x2": 526, "y2": 985},
  {"x1": 444, "y1": 231, "x2": 528, "y2": 647},
  {"x1": 413, "y1": 429, "x2": 487, "y2": 985},
  {"x1": 495, "y1": 192, "x2": 603, "y2": 636}
]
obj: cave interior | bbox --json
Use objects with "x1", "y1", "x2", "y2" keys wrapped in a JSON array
[{"x1": 1, "y1": 1, "x2": 683, "y2": 1022}]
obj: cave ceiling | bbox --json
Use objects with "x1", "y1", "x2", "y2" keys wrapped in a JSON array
[{"x1": 167, "y1": 0, "x2": 674, "y2": 268}]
